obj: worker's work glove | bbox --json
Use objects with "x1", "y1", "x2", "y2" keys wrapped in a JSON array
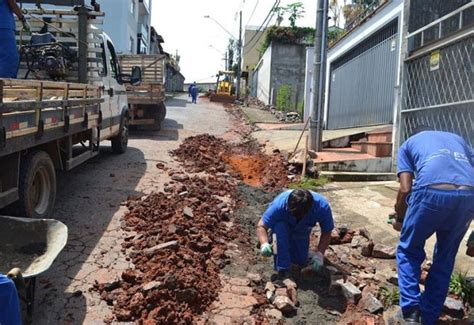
[
  {"x1": 310, "y1": 251, "x2": 324, "y2": 272},
  {"x1": 260, "y1": 243, "x2": 273, "y2": 257},
  {"x1": 388, "y1": 212, "x2": 403, "y2": 232}
]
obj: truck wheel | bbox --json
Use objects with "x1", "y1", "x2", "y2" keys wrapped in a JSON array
[
  {"x1": 158, "y1": 102, "x2": 167, "y2": 122},
  {"x1": 18, "y1": 151, "x2": 56, "y2": 218},
  {"x1": 111, "y1": 115, "x2": 129, "y2": 154}
]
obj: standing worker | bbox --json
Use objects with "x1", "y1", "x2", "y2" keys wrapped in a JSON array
[
  {"x1": 0, "y1": 0, "x2": 27, "y2": 78},
  {"x1": 256, "y1": 189, "x2": 334, "y2": 278},
  {"x1": 190, "y1": 82, "x2": 198, "y2": 104},
  {"x1": 392, "y1": 127, "x2": 474, "y2": 325}
]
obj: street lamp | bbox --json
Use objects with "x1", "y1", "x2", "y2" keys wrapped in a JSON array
[{"x1": 203, "y1": 13, "x2": 242, "y2": 99}]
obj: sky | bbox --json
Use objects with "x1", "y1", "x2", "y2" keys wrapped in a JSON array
[{"x1": 152, "y1": 0, "x2": 321, "y2": 83}]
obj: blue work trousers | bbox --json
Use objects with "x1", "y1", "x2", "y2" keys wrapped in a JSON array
[
  {"x1": 191, "y1": 95, "x2": 197, "y2": 104},
  {"x1": 272, "y1": 221, "x2": 310, "y2": 271},
  {"x1": 0, "y1": 29, "x2": 19, "y2": 78},
  {"x1": 0, "y1": 274, "x2": 21, "y2": 324},
  {"x1": 397, "y1": 187, "x2": 474, "y2": 325}
]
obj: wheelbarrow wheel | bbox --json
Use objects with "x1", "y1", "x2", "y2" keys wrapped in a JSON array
[{"x1": 18, "y1": 151, "x2": 56, "y2": 219}]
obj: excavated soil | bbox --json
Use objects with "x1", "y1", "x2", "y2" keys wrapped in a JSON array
[{"x1": 93, "y1": 134, "x2": 292, "y2": 323}]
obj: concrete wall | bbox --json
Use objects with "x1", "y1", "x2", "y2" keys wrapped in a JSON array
[
  {"x1": 255, "y1": 45, "x2": 272, "y2": 105},
  {"x1": 270, "y1": 43, "x2": 307, "y2": 109}
]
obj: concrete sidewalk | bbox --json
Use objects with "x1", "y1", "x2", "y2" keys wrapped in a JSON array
[{"x1": 323, "y1": 181, "x2": 474, "y2": 276}]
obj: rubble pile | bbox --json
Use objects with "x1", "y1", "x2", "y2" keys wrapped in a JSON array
[
  {"x1": 93, "y1": 174, "x2": 241, "y2": 323},
  {"x1": 172, "y1": 134, "x2": 291, "y2": 191},
  {"x1": 274, "y1": 111, "x2": 302, "y2": 123}
]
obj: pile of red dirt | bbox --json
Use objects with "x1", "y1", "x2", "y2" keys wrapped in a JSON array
[
  {"x1": 172, "y1": 134, "x2": 290, "y2": 191},
  {"x1": 93, "y1": 175, "x2": 240, "y2": 323}
]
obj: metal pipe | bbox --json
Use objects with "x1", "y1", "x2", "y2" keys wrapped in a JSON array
[
  {"x1": 310, "y1": 0, "x2": 328, "y2": 151},
  {"x1": 236, "y1": 10, "x2": 242, "y2": 99}
]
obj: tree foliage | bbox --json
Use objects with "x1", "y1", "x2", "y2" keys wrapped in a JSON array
[
  {"x1": 258, "y1": 26, "x2": 315, "y2": 57},
  {"x1": 273, "y1": 2, "x2": 305, "y2": 29}
]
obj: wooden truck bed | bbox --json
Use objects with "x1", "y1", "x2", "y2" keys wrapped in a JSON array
[
  {"x1": 119, "y1": 55, "x2": 166, "y2": 104},
  {"x1": 0, "y1": 79, "x2": 102, "y2": 158}
]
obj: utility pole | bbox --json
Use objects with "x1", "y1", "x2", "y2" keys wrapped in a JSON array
[
  {"x1": 310, "y1": 0, "x2": 329, "y2": 151},
  {"x1": 236, "y1": 10, "x2": 243, "y2": 100},
  {"x1": 224, "y1": 51, "x2": 228, "y2": 70}
]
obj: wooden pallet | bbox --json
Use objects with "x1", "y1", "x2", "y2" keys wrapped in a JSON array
[{"x1": 125, "y1": 83, "x2": 165, "y2": 105}]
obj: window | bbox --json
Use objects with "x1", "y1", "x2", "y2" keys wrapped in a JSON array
[
  {"x1": 130, "y1": 0, "x2": 135, "y2": 15},
  {"x1": 107, "y1": 41, "x2": 122, "y2": 83}
]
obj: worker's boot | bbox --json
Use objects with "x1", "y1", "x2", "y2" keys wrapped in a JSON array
[{"x1": 403, "y1": 308, "x2": 421, "y2": 325}]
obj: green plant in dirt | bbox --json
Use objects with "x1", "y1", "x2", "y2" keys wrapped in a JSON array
[
  {"x1": 289, "y1": 176, "x2": 329, "y2": 190},
  {"x1": 379, "y1": 286, "x2": 400, "y2": 308},
  {"x1": 286, "y1": 2, "x2": 305, "y2": 29},
  {"x1": 276, "y1": 85, "x2": 292, "y2": 111},
  {"x1": 449, "y1": 272, "x2": 473, "y2": 304}
]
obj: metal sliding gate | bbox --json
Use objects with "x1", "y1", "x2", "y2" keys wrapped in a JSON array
[
  {"x1": 401, "y1": 2, "x2": 473, "y2": 147},
  {"x1": 327, "y1": 19, "x2": 399, "y2": 129}
]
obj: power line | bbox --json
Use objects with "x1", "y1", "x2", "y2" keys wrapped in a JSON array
[
  {"x1": 243, "y1": 0, "x2": 280, "y2": 55},
  {"x1": 246, "y1": 0, "x2": 259, "y2": 25}
]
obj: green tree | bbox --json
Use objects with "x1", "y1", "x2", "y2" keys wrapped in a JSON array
[
  {"x1": 227, "y1": 39, "x2": 234, "y2": 71},
  {"x1": 273, "y1": 6, "x2": 285, "y2": 26},
  {"x1": 286, "y1": 2, "x2": 305, "y2": 29}
]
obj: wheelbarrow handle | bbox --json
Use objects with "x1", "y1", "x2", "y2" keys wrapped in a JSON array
[{"x1": 7, "y1": 267, "x2": 26, "y2": 291}]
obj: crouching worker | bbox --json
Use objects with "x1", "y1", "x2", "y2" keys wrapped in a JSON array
[{"x1": 256, "y1": 189, "x2": 334, "y2": 277}]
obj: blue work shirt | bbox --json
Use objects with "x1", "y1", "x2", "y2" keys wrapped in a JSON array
[
  {"x1": 397, "y1": 131, "x2": 474, "y2": 189},
  {"x1": 0, "y1": 0, "x2": 15, "y2": 30},
  {"x1": 0, "y1": 273, "x2": 21, "y2": 325},
  {"x1": 262, "y1": 190, "x2": 334, "y2": 238}
]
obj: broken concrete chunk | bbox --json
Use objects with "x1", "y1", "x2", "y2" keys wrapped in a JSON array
[
  {"x1": 170, "y1": 174, "x2": 189, "y2": 182},
  {"x1": 265, "y1": 308, "x2": 283, "y2": 320},
  {"x1": 443, "y1": 297, "x2": 465, "y2": 319},
  {"x1": 351, "y1": 235, "x2": 369, "y2": 248},
  {"x1": 183, "y1": 207, "x2": 194, "y2": 218},
  {"x1": 142, "y1": 281, "x2": 163, "y2": 292},
  {"x1": 340, "y1": 281, "x2": 362, "y2": 305},
  {"x1": 372, "y1": 244, "x2": 396, "y2": 259},
  {"x1": 273, "y1": 295, "x2": 296, "y2": 314},
  {"x1": 287, "y1": 286, "x2": 297, "y2": 305},
  {"x1": 283, "y1": 278, "x2": 297, "y2": 289},
  {"x1": 265, "y1": 281, "x2": 276, "y2": 293},
  {"x1": 359, "y1": 292, "x2": 383, "y2": 314},
  {"x1": 144, "y1": 240, "x2": 179, "y2": 257},
  {"x1": 275, "y1": 287, "x2": 288, "y2": 298}
]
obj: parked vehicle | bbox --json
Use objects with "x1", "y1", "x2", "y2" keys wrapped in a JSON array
[
  {"x1": 0, "y1": 4, "x2": 141, "y2": 218},
  {"x1": 119, "y1": 54, "x2": 167, "y2": 130}
]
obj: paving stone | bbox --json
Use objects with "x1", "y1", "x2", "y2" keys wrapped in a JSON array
[
  {"x1": 372, "y1": 244, "x2": 396, "y2": 259},
  {"x1": 228, "y1": 277, "x2": 250, "y2": 287},
  {"x1": 273, "y1": 295, "x2": 296, "y2": 314},
  {"x1": 443, "y1": 297, "x2": 465, "y2": 319},
  {"x1": 359, "y1": 292, "x2": 383, "y2": 314},
  {"x1": 340, "y1": 281, "x2": 362, "y2": 305}
]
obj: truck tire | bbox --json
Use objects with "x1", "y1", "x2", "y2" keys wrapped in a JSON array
[
  {"x1": 158, "y1": 102, "x2": 167, "y2": 122},
  {"x1": 18, "y1": 151, "x2": 56, "y2": 218},
  {"x1": 111, "y1": 115, "x2": 129, "y2": 154}
]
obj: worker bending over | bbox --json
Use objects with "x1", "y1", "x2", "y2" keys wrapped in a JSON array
[
  {"x1": 256, "y1": 189, "x2": 334, "y2": 277},
  {"x1": 394, "y1": 127, "x2": 474, "y2": 325}
]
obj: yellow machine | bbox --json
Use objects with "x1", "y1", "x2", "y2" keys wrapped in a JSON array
[{"x1": 210, "y1": 71, "x2": 236, "y2": 103}]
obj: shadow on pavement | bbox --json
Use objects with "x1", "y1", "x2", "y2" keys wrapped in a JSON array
[
  {"x1": 33, "y1": 145, "x2": 147, "y2": 324},
  {"x1": 166, "y1": 97, "x2": 188, "y2": 108},
  {"x1": 130, "y1": 118, "x2": 183, "y2": 141}
]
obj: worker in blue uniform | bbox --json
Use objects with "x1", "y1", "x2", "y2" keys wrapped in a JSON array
[
  {"x1": 190, "y1": 83, "x2": 198, "y2": 104},
  {"x1": 393, "y1": 127, "x2": 474, "y2": 325},
  {"x1": 0, "y1": 0, "x2": 26, "y2": 78},
  {"x1": 0, "y1": 273, "x2": 21, "y2": 324},
  {"x1": 256, "y1": 189, "x2": 334, "y2": 277}
]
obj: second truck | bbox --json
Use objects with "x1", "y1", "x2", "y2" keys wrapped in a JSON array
[{"x1": 119, "y1": 54, "x2": 167, "y2": 130}]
